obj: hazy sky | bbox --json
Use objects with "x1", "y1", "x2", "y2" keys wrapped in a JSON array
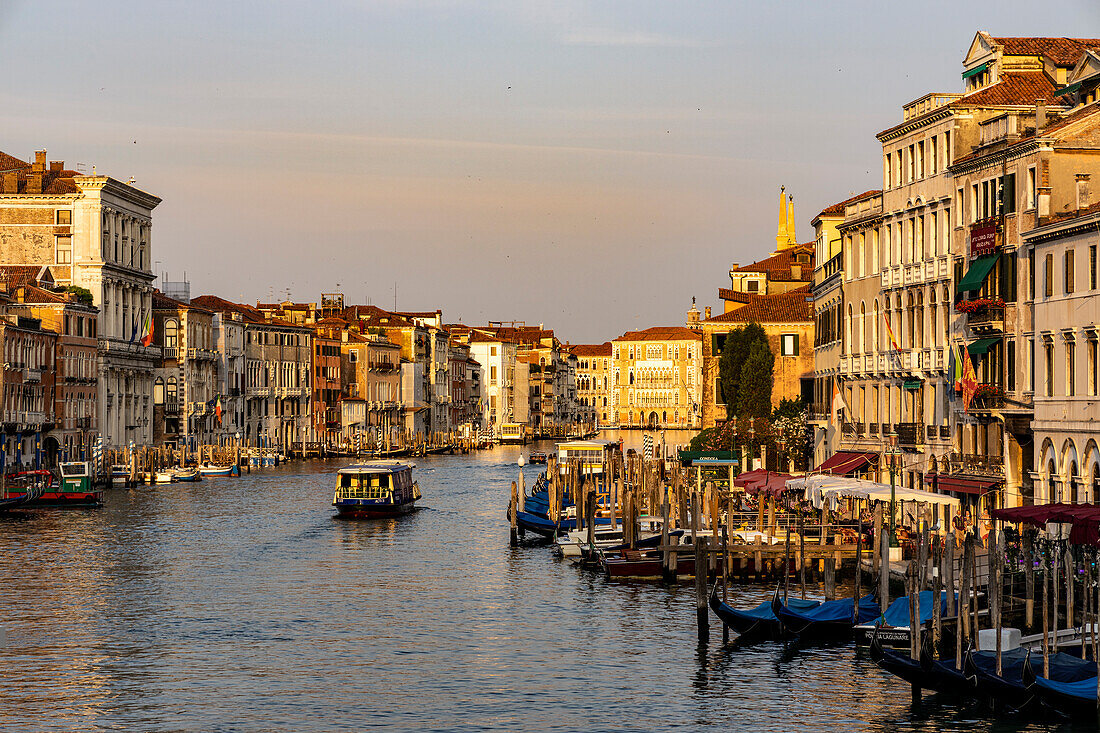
[{"x1": 3, "y1": 1, "x2": 1099, "y2": 342}]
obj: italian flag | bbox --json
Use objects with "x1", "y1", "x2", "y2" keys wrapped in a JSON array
[
  {"x1": 215, "y1": 395, "x2": 223, "y2": 424},
  {"x1": 140, "y1": 311, "x2": 154, "y2": 347}
]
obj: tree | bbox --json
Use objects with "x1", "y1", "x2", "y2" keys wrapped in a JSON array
[
  {"x1": 718, "y1": 322, "x2": 768, "y2": 407},
  {"x1": 737, "y1": 339, "x2": 774, "y2": 418}
]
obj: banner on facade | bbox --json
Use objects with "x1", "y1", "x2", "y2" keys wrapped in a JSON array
[{"x1": 969, "y1": 224, "x2": 997, "y2": 258}]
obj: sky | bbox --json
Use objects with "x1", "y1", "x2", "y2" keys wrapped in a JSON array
[{"x1": 2, "y1": 1, "x2": 1099, "y2": 343}]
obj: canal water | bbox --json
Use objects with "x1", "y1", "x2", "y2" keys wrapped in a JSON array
[{"x1": 0, "y1": 436, "x2": 1080, "y2": 732}]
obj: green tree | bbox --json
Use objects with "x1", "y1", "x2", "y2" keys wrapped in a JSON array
[
  {"x1": 718, "y1": 322, "x2": 767, "y2": 406},
  {"x1": 64, "y1": 285, "x2": 94, "y2": 307},
  {"x1": 737, "y1": 339, "x2": 774, "y2": 418}
]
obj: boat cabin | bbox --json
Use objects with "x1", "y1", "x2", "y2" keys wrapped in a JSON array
[
  {"x1": 500, "y1": 423, "x2": 527, "y2": 444},
  {"x1": 59, "y1": 461, "x2": 92, "y2": 492},
  {"x1": 556, "y1": 440, "x2": 607, "y2": 475},
  {"x1": 333, "y1": 462, "x2": 419, "y2": 513}
]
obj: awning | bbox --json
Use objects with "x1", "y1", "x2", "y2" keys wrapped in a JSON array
[
  {"x1": 1056, "y1": 80, "x2": 1083, "y2": 97},
  {"x1": 991, "y1": 502, "x2": 1100, "y2": 546},
  {"x1": 744, "y1": 472, "x2": 796, "y2": 498},
  {"x1": 787, "y1": 474, "x2": 960, "y2": 511},
  {"x1": 812, "y1": 450, "x2": 878, "y2": 476},
  {"x1": 733, "y1": 468, "x2": 768, "y2": 488},
  {"x1": 956, "y1": 254, "x2": 998, "y2": 293},
  {"x1": 967, "y1": 337, "x2": 1001, "y2": 356},
  {"x1": 926, "y1": 473, "x2": 1000, "y2": 496},
  {"x1": 962, "y1": 62, "x2": 989, "y2": 80},
  {"x1": 903, "y1": 378, "x2": 923, "y2": 390}
]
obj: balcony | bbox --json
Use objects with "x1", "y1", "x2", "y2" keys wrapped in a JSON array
[
  {"x1": 958, "y1": 298, "x2": 1005, "y2": 334},
  {"x1": 943, "y1": 451, "x2": 1004, "y2": 478},
  {"x1": 842, "y1": 421, "x2": 854, "y2": 436},
  {"x1": 162, "y1": 346, "x2": 179, "y2": 359},
  {"x1": 164, "y1": 401, "x2": 180, "y2": 415},
  {"x1": 869, "y1": 422, "x2": 879, "y2": 436},
  {"x1": 855, "y1": 421, "x2": 865, "y2": 437},
  {"x1": 23, "y1": 367, "x2": 43, "y2": 383},
  {"x1": 896, "y1": 422, "x2": 924, "y2": 447},
  {"x1": 971, "y1": 383, "x2": 1005, "y2": 410},
  {"x1": 940, "y1": 425, "x2": 951, "y2": 439}
]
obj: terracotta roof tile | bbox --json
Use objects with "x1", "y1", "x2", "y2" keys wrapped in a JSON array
[
  {"x1": 613, "y1": 326, "x2": 701, "y2": 343},
  {"x1": 728, "y1": 244, "x2": 815, "y2": 284},
  {"x1": 954, "y1": 71, "x2": 1060, "y2": 107},
  {"x1": 814, "y1": 190, "x2": 881, "y2": 221},
  {"x1": 1039, "y1": 199, "x2": 1100, "y2": 226},
  {"x1": 704, "y1": 285, "x2": 813, "y2": 324},
  {"x1": 950, "y1": 100, "x2": 1100, "y2": 167},
  {"x1": 992, "y1": 37, "x2": 1100, "y2": 65},
  {"x1": 0, "y1": 265, "x2": 52, "y2": 289},
  {"x1": 569, "y1": 342, "x2": 612, "y2": 357}
]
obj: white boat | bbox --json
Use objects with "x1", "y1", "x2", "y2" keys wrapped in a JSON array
[
  {"x1": 110, "y1": 465, "x2": 129, "y2": 487},
  {"x1": 153, "y1": 471, "x2": 175, "y2": 484}
]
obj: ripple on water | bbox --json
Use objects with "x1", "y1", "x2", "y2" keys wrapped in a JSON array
[{"x1": 0, "y1": 444, "x2": 1073, "y2": 731}]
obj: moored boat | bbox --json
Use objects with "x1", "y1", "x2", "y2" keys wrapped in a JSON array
[
  {"x1": 772, "y1": 587, "x2": 880, "y2": 637},
  {"x1": 110, "y1": 465, "x2": 130, "y2": 487},
  {"x1": 710, "y1": 586, "x2": 821, "y2": 639},
  {"x1": 198, "y1": 463, "x2": 240, "y2": 477},
  {"x1": 14, "y1": 463, "x2": 102, "y2": 507},
  {"x1": 153, "y1": 471, "x2": 175, "y2": 484},
  {"x1": 528, "y1": 451, "x2": 548, "y2": 465},
  {"x1": 855, "y1": 590, "x2": 952, "y2": 647},
  {"x1": 333, "y1": 462, "x2": 420, "y2": 518},
  {"x1": 172, "y1": 467, "x2": 202, "y2": 482}
]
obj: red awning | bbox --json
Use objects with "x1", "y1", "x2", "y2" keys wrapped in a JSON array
[
  {"x1": 991, "y1": 502, "x2": 1100, "y2": 546},
  {"x1": 745, "y1": 473, "x2": 796, "y2": 498},
  {"x1": 732, "y1": 468, "x2": 768, "y2": 488},
  {"x1": 926, "y1": 473, "x2": 1000, "y2": 496},
  {"x1": 812, "y1": 451, "x2": 877, "y2": 476}
]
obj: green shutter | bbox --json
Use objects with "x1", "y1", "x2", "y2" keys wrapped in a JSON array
[{"x1": 793, "y1": 333, "x2": 799, "y2": 356}]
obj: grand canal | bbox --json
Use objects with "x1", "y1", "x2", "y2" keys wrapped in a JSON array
[{"x1": 0, "y1": 437, "x2": 1078, "y2": 731}]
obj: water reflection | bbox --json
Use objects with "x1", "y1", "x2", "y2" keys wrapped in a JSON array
[{"x1": 0, "y1": 450, "x2": 1076, "y2": 731}]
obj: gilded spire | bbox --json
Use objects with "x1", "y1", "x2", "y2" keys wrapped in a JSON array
[{"x1": 775, "y1": 186, "x2": 796, "y2": 252}]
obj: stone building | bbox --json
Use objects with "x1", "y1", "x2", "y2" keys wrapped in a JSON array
[
  {"x1": 151, "y1": 292, "x2": 218, "y2": 447},
  {"x1": 0, "y1": 311, "x2": 58, "y2": 468},
  {"x1": 339, "y1": 330, "x2": 402, "y2": 448},
  {"x1": 610, "y1": 326, "x2": 702, "y2": 429},
  {"x1": 312, "y1": 318, "x2": 345, "y2": 449},
  {"x1": 4, "y1": 279, "x2": 99, "y2": 462},
  {"x1": 191, "y1": 296, "x2": 312, "y2": 451},
  {"x1": 0, "y1": 149, "x2": 161, "y2": 448},
  {"x1": 570, "y1": 342, "x2": 612, "y2": 429}
]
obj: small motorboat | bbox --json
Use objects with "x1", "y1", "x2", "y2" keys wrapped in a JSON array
[
  {"x1": 110, "y1": 465, "x2": 130, "y2": 487},
  {"x1": 172, "y1": 467, "x2": 202, "y2": 482},
  {"x1": 333, "y1": 462, "x2": 420, "y2": 518},
  {"x1": 198, "y1": 463, "x2": 240, "y2": 477},
  {"x1": 153, "y1": 471, "x2": 175, "y2": 484},
  {"x1": 528, "y1": 451, "x2": 548, "y2": 465}
]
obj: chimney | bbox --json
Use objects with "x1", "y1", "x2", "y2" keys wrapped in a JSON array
[
  {"x1": 1, "y1": 171, "x2": 18, "y2": 194},
  {"x1": 704, "y1": 306, "x2": 712, "y2": 319},
  {"x1": 33, "y1": 150, "x2": 46, "y2": 172},
  {"x1": 1037, "y1": 186, "x2": 1052, "y2": 220},
  {"x1": 791, "y1": 263, "x2": 803, "y2": 280},
  {"x1": 26, "y1": 170, "x2": 43, "y2": 194},
  {"x1": 1077, "y1": 174, "x2": 1091, "y2": 211},
  {"x1": 1036, "y1": 99, "x2": 1047, "y2": 133},
  {"x1": 49, "y1": 161, "x2": 63, "y2": 173}
]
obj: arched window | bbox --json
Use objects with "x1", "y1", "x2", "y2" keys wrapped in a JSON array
[
  {"x1": 154, "y1": 377, "x2": 164, "y2": 404},
  {"x1": 846, "y1": 304, "x2": 853, "y2": 354},
  {"x1": 166, "y1": 376, "x2": 177, "y2": 403},
  {"x1": 1070, "y1": 460, "x2": 1080, "y2": 503},
  {"x1": 872, "y1": 300, "x2": 880, "y2": 351},
  {"x1": 859, "y1": 302, "x2": 866, "y2": 353},
  {"x1": 164, "y1": 319, "x2": 178, "y2": 349}
]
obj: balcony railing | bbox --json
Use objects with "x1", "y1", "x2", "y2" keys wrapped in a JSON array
[
  {"x1": 943, "y1": 451, "x2": 1004, "y2": 477},
  {"x1": 869, "y1": 422, "x2": 879, "y2": 436},
  {"x1": 855, "y1": 421, "x2": 865, "y2": 437},
  {"x1": 842, "y1": 422, "x2": 854, "y2": 436},
  {"x1": 896, "y1": 422, "x2": 924, "y2": 447}
]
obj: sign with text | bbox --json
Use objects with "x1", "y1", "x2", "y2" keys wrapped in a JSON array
[{"x1": 969, "y1": 224, "x2": 998, "y2": 257}]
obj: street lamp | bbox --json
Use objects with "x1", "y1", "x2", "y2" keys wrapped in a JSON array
[
  {"x1": 748, "y1": 417, "x2": 755, "y2": 471},
  {"x1": 886, "y1": 429, "x2": 901, "y2": 547},
  {"x1": 776, "y1": 425, "x2": 787, "y2": 473}
]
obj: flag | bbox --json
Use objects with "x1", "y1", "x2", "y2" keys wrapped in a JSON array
[
  {"x1": 140, "y1": 311, "x2": 154, "y2": 347},
  {"x1": 882, "y1": 312, "x2": 901, "y2": 352},
  {"x1": 128, "y1": 320, "x2": 139, "y2": 344},
  {"x1": 215, "y1": 395, "x2": 223, "y2": 424},
  {"x1": 962, "y1": 346, "x2": 979, "y2": 413},
  {"x1": 831, "y1": 377, "x2": 848, "y2": 420},
  {"x1": 953, "y1": 343, "x2": 964, "y2": 393}
]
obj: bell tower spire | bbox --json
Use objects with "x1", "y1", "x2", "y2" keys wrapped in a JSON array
[{"x1": 775, "y1": 186, "x2": 796, "y2": 252}]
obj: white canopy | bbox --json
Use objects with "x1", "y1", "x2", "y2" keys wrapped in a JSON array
[{"x1": 786, "y1": 474, "x2": 960, "y2": 511}]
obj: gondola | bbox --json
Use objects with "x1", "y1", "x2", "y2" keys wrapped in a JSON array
[
  {"x1": 514, "y1": 509, "x2": 611, "y2": 538},
  {"x1": 855, "y1": 590, "x2": 952, "y2": 647},
  {"x1": 710, "y1": 584, "x2": 820, "y2": 639},
  {"x1": 771, "y1": 586, "x2": 880, "y2": 637},
  {"x1": 963, "y1": 646, "x2": 1031, "y2": 705},
  {"x1": 1023, "y1": 651, "x2": 1099, "y2": 717}
]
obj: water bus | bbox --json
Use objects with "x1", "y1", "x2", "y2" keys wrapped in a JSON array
[
  {"x1": 333, "y1": 462, "x2": 420, "y2": 518},
  {"x1": 500, "y1": 423, "x2": 527, "y2": 445}
]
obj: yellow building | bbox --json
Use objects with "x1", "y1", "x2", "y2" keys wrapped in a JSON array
[
  {"x1": 610, "y1": 327, "x2": 702, "y2": 429},
  {"x1": 697, "y1": 189, "x2": 816, "y2": 427}
]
